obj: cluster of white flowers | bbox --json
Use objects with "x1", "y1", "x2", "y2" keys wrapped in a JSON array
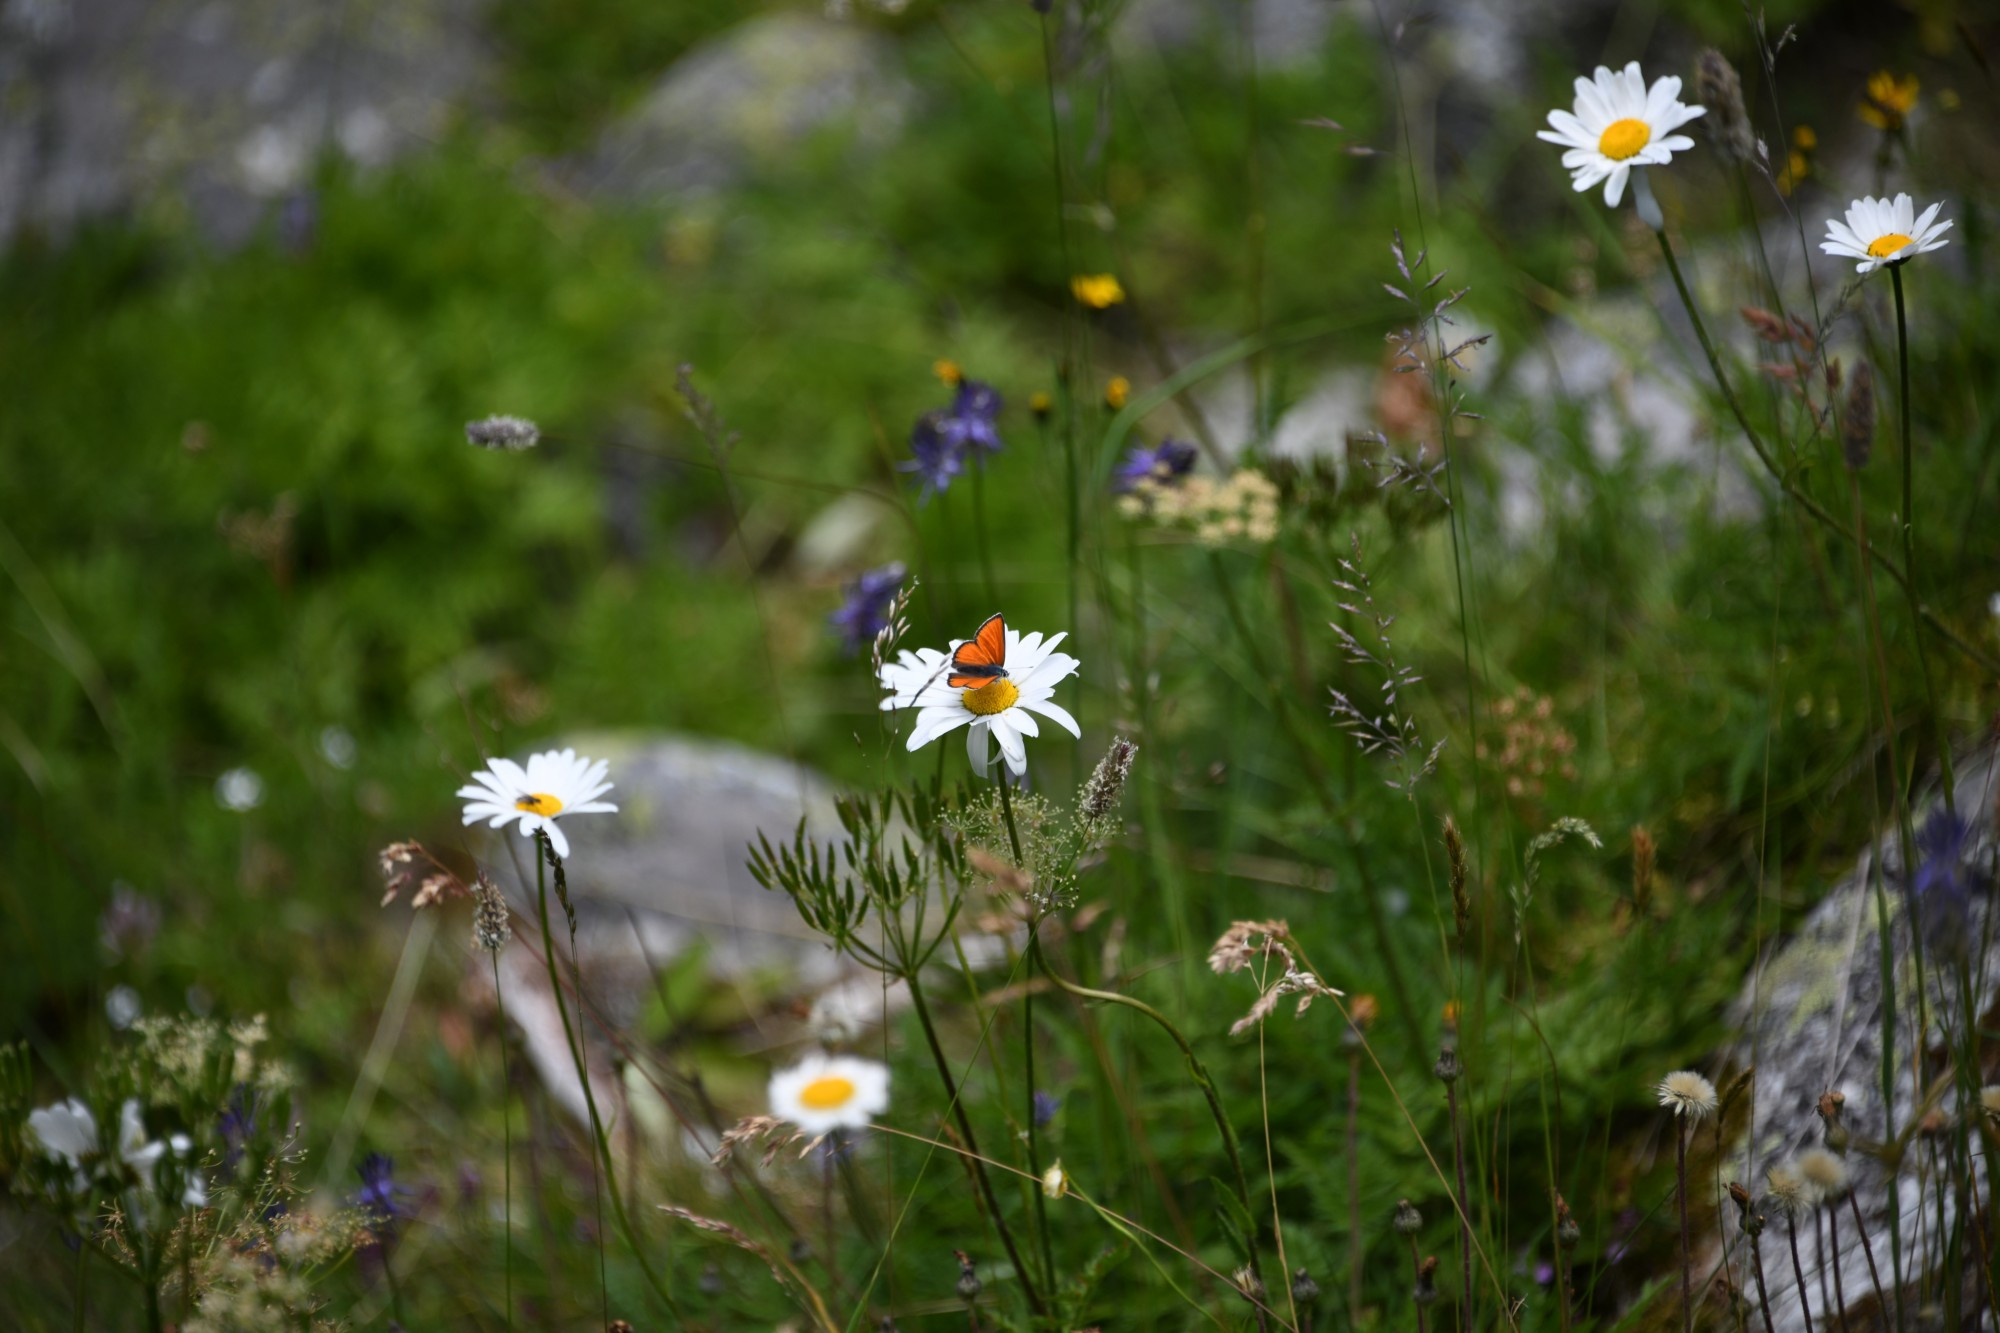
[
  {"x1": 27, "y1": 1097, "x2": 207, "y2": 1209},
  {"x1": 1119, "y1": 468, "x2": 1281, "y2": 545}
]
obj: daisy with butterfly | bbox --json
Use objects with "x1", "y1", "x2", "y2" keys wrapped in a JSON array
[{"x1": 878, "y1": 613, "x2": 1081, "y2": 778}]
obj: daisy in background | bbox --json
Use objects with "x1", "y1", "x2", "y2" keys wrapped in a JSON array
[
  {"x1": 1821, "y1": 193, "x2": 1953, "y2": 274},
  {"x1": 879, "y1": 622, "x2": 1080, "y2": 779},
  {"x1": 458, "y1": 747, "x2": 616, "y2": 859},
  {"x1": 1538, "y1": 62, "x2": 1705, "y2": 208},
  {"x1": 769, "y1": 1052, "x2": 890, "y2": 1135}
]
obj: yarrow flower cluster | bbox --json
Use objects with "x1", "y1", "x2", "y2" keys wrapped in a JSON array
[
  {"x1": 828, "y1": 562, "x2": 908, "y2": 656},
  {"x1": 878, "y1": 625, "x2": 1081, "y2": 778},
  {"x1": 1118, "y1": 467, "x2": 1280, "y2": 545},
  {"x1": 1820, "y1": 193, "x2": 1953, "y2": 274},
  {"x1": 1537, "y1": 62, "x2": 1705, "y2": 207},
  {"x1": 458, "y1": 748, "x2": 617, "y2": 860},
  {"x1": 901, "y1": 377, "x2": 1005, "y2": 499}
]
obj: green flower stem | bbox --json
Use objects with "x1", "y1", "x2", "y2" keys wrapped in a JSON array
[
  {"x1": 1889, "y1": 263, "x2": 1955, "y2": 811},
  {"x1": 902, "y1": 968, "x2": 1047, "y2": 1317},
  {"x1": 1024, "y1": 925, "x2": 1057, "y2": 1294},
  {"x1": 1651, "y1": 228, "x2": 2000, "y2": 677},
  {"x1": 1042, "y1": 969, "x2": 1268, "y2": 1299},
  {"x1": 492, "y1": 952, "x2": 515, "y2": 1331},
  {"x1": 531, "y1": 838, "x2": 682, "y2": 1323}
]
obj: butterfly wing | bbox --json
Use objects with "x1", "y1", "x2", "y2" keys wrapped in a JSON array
[{"x1": 947, "y1": 613, "x2": 1009, "y2": 687}]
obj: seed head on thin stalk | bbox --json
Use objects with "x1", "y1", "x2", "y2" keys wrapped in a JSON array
[
  {"x1": 1694, "y1": 49, "x2": 1755, "y2": 164},
  {"x1": 1841, "y1": 362, "x2": 1876, "y2": 471},
  {"x1": 1328, "y1": 532, "x2": 1445, "y2": 797},
  {"x1": 472, "y1": 872, "x2": 512, "y2": 953},
  {"x1": 1442, "y1": 816, "x2": 1470, "y2": 941}
]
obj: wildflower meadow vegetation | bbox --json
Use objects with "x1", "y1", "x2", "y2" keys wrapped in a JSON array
[{"x1": 2, "y1": 1, "x2": 1998, "y2": 1329}]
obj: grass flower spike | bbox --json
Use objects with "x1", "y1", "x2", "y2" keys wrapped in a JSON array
[
  {"x1": 457, "y1": 747, "x2": 617, "y2": 859},
  {"x1": 1538, "y1": 62, "x2": 1705, "y2": 206},
  {"x1": 1821, "y1": 193, "x2": 1953, "y2": 273},
  {"x1": 878, "y1": 625, "x2": 1080, "y2": 778},
  {"x1": 768, "y1": 1053, "x2": 890, "y2": 1135}
]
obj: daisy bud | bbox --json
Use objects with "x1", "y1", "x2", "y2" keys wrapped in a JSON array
[
  {"x1": 1729, "y1": 1181, "x2": 1765, "y2": 1237},
  {"x1": 1695, "y1": 50, "x2": 1755, "y2": 164},
  {"x1": 1232, "y1": 1265, "x2": 1266, "y2": 1304},
  {"x1": 465, "y1": 415, "x2": 540, "y2": 451},
  {"x1": 1655, "y1": 1069, "x2": 1718, "y2": 1122},
  {"x1": 1290, "y1": 1268, "x2": 1320, "y2": 1309},
  {"x1": 1443, "y1": 815, "x2": 1470, "y2": 940},
  {"x1": 1433, "y1": 1046, "x2": 1461, "y2": 1085},
  {"x1": 1555, "y1": 1194, "x2": 1581, "y2": 1248},
  {"x1": 1817, "y1": 1089, "x2": 1850, "y2": 1153},
  {"x1": 954, "y1": 1250, "x2": 982, "y2": 1304},
  {"x1": 472, "y1": 872, "x2": 512, "y2": 953},
  {"x1": 1393, "y1": 1198, "x2": 1422, "y2": 1235},
  {"x1": 1413, "y1": 1255, "x2": 1441, "y2": 1307},
  {"x1": 1842, "y1": 362, "x2": 1876, "y2": 471}
]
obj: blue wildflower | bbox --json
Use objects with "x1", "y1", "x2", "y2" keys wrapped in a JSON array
[
  {"x1": 899, "y1": 376, "x2": 1005, "y2": 499},
  {"x1": 1907, "y1": 808, "x2": 1980, "y2": 959},
  {"x1": 355, "y1": 1153, "x2": 413, "y2": 1229},
  {"x1": 217, "y1": 1083, "x2": 261, "y2": 1176},
  {"x1": 1114, "y1": 438, "x2": 1199, "y2": 492},
  {"x1": 1032, "y1": 1090, "x2": 1061, "y2": 1127},
  {"x1": 829, "y1": 562, "x2": 907, "y2": 656}
]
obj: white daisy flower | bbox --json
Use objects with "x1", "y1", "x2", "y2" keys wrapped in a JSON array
[
  {"x1": 768, "y1": 1052, "x2": 890, "y2": 1135},
  {"x1": 1820, "y1": 193, "x2": 1953, "y2": 273},
  {"x1": 878, "y1": 627, "x2": 1081, "y2": 779},
  {"x1": 1537, "y1": 62, "x2": 1706, "y2": 207},
  {"x1": 457, "y1": 747, "x2": 617, "y2": 860},
  {"x1": 29, "y1": 1098, "x2": 99, "y2": 1167}
]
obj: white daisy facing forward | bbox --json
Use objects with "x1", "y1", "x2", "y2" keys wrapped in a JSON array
[
  {"x1": 458, "y1": 747, "x2": 617, "y2": 859},
  {"x1": 879, "y1": 625, "x2": 1081, "y2": 778},
  {"x1": 1821, "y1": 193, "x2": 1953, "y2": 273},
  {"x1": 769, "y1": 1053, "x2": 890, "y2": 1135},
  {"x1": 1538, "y1": 62, "x2": 1705, "y2": 207}
]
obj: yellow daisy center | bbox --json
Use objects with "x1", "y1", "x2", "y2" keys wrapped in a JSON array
[
  {"x1": 961, "y1": 678, "x2": 1020, "y2": 716},
  {"x1": 514, "y1": 792, "x2": 565, "y2": 816},
  {"x1": 1866, "y1": 232, "x2": 1913, "y2": 259},
  {"x1": 798, "y1": 1076, "x2": 856, "y2": 1110},
  {"x1": 1597, "y1": 118, "x2": 1651, "y2": 161}
]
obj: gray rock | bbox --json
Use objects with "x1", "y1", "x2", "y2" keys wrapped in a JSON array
[
  {"x1": 590, "y1": 12, "x2": 912, "y2": 202},
  {"x1": 1713, "y1": 752, "x2": 1998, "y2": 1331},
  {"x1": 0, "y1": 0, "x2": 491, "y2": 250}
]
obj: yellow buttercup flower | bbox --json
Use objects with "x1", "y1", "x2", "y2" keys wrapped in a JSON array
[
  {"x1": 933, "y1": 358, "x2": 962, "y2": 385},
  {"x1": 1104, "y1": 376, "x2": 1130, "y2": 410},
  {"x1": 1859, "y1": 71, "x2": 1918, "y2": 132},
  {"x1": 1071, "y1": 274, "x2": 1126, "y2": 309}
]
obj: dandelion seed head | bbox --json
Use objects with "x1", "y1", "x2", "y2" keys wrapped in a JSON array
[
  {"x1": 1656, "y1": 1070, "x2": 1718, "y2": 1121},
  {"x1": 1797, "y1": 1148, "x2": 1848, "y2": 1199},
  {"x1": 1764, "y1": 1161, "x2": 1819, "y2": 1215}
]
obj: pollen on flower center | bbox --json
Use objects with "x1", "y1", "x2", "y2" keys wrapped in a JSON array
[
  {"x1": 797, "y1": 1076, "x2": 856, "y2": 1109},
  {"x1": 1598, "y1": 118, "x2": 1651, "y2": 160},
  {"x1": 961, "y1": 678, "x2": 1020, "y2": 716},
  {"x1": 514, "y1": 792, "x2": 564, "y2": 816},
  {"x1": 1867, "y1": 232, "x2": 1914, "y2": 258}
]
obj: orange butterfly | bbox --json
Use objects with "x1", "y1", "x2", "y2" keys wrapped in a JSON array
[{"x1": 946, "y1": 613, "x2": 1010, "y2": 688}]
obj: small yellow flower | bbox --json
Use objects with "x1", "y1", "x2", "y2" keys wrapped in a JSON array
[
  {"x1": 933, "y1": 358, "x2": 963, "y2": 385},
  {"x1": 1071, "y1": 274, "x2": 1126, "y2": 309},
  {"x1": 1791, "y1": 124, "x2": 1817, "y2": 151},
  {"x1": 1104, "y1": 376, "x2": 1130, "y2": 410},
  {"x1": 1858, "y1": 71, "x2": 1918, "y2": 132},
  {"x1": 1776, "y1": 150, "x2": 1810, "y2": 196},
  {"x1": 1029, "y1": 390, "x2": 1052, "y2": 419}
]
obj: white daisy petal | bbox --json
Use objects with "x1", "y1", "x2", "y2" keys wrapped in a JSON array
[
  {"x1": 1543, "y1": 62, "x2": 1703, "y2": 211},
  {"x1": 966, "y1": 720, "x2": 992, "y2": 777},
  {"x1": 1021, "y1": 696, "x2": 1082, "y2": 738}
]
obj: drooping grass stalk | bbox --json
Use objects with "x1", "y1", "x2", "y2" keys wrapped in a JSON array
[
  {"x1": 1345, "y1": 1044, "x2": 1363, "y2": 1328},
  {"x1": 1676, "y1": 1116, "x2": 1694, "y2": 1333},
  {"x1": 1887, "y1": 263, "x2": 1954, "y2": 812},
  {"x1": 1783, "y1": 1210, "x2": 1816, "y2": 1333},
  {"x1": 902, "y1": 969, "x2": 1046, "y2": 1317},
  {"x1": 1043, "y1": 970, "x2": 1268, "y2": 1298},
  {"x1": 530, "y1": 837, "x2": 682, "y2": 1323},
  {"x1": 1649, "y1": 228, "x2": 1999, "y2": 678},
  {"x1": 492, "y1": 953, "x2": 514, "y2": 1331}
]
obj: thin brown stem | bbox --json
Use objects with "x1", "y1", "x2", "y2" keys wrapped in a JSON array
[
  {"x1": 1786, "y1": 1213, "x2": 1818, "y2": 1333},
  {"x1": 1447, "y1": 1079, "x2": 1473, "y2": 1333},
  {"x1": 1828, "y1": 1204, "x2": 1850, "y2": 1331},
  {"x1": 1846, "y1": 1191, "x2": 1888, "y2": 1323},
  {"x1": 1678, "y1": 1119, "x2": 1694, "y2": 1333},
  {"x1": 1748, "y1": 1232, "x2": 1777, "y2": 1332}
]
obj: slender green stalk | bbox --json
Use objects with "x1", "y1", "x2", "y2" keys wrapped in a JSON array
[
  {"x1": 73, "y1": 1233, "x2": 86, "y2": 1333},
  {"x1": 492, "y1": 953, "x2": 515, "y2": 1331},
  {"x1": 1345, "y1": 1047, "x2": 1362, "y2": 1328},
  {"x1": 1024, "y1": 926, "x2": 1057, "y2": 1294},
  {"x1": 381, "y1": 1233, "x2": 407, "y2": 1327},
  {"x1": 1677, "y1": 1118, "x2": 1693, "y2": 1333},
  {"x1": 1446, "y1": 1079, "x2": 1473, "y2": 1333},
  {"x1": 144, "y1": 1238, "x2": 163, "y2": 1333},
  {"x1": 1888, "y1": 263, "x2": 1955, "y2": 812},
  {"x1": 531, "y1": 839, "x2": 683, "y2": 1322},
  {"x1": 902, "y1": 970, "x2": 1046, "y2": 1316}
]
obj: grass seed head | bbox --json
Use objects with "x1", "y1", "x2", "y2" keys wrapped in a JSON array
[
  {"x1": 1842, "y1": 362, "x2": 1876, "y2": 470},
  {"x1": 1695, "y1": 49, "x2": 1755, "y2": 163}
]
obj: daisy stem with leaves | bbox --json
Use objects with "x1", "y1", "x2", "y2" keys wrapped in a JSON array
[{"x1": 1888, "y1": 263, "x2": 1953, "y2": 811}]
